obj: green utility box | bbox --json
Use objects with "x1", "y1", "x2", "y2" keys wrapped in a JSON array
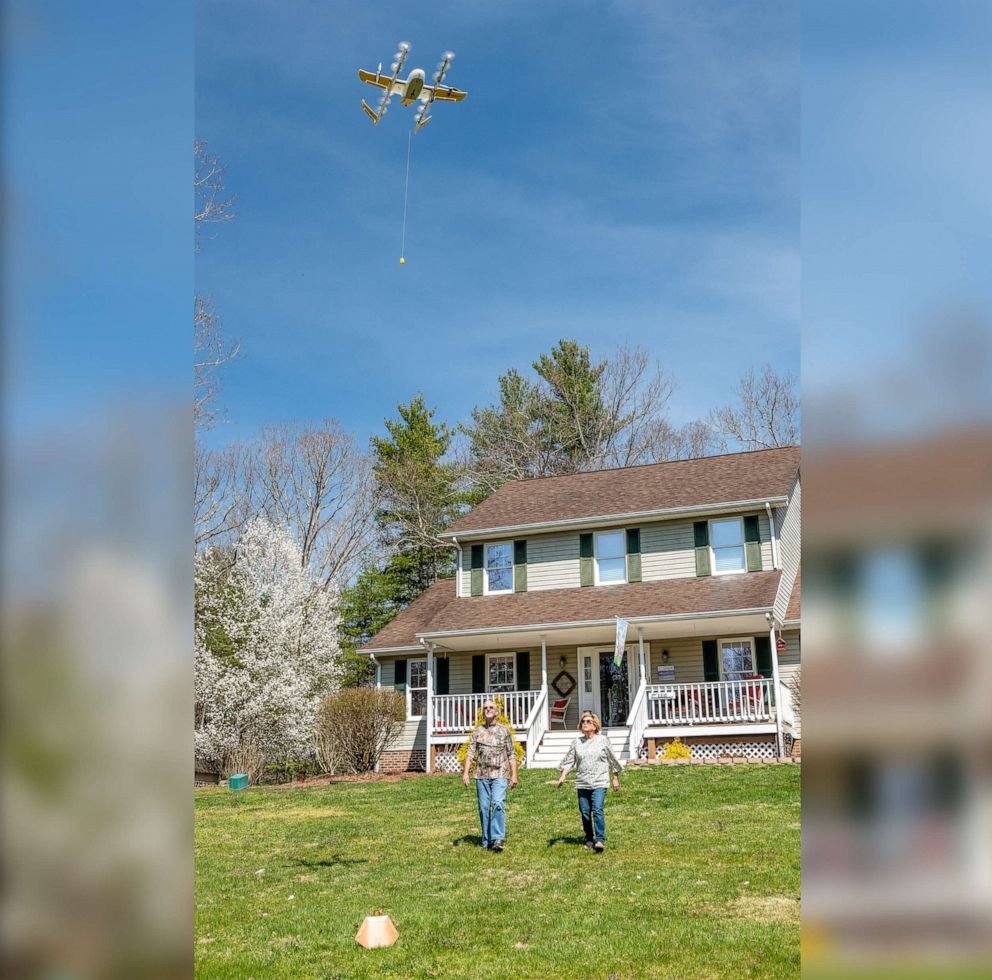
[{"x1": 228, "y1": 773, "x2": 249, "y2": 791}]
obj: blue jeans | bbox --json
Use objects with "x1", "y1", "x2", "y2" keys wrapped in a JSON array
[
  {"x1": 577, "y1": 787, "x2": 607, "y2": 843},
  {"x1": 475, "y1": 778, "x2": 508, "y2": 847}
]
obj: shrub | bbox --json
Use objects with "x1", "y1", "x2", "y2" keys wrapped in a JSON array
[
  {"x1": 660, "y1": 737, "x2": 692, "y2": 761},
  {"x1": 456, "y1": 696, "x2": 526, "y2": 771},
  {"x1": 315, "y1": 688, "x2": 406, "y2": 774},
  {"x1": 221, "y1": 741, "x2": 266, "y2": 785}
]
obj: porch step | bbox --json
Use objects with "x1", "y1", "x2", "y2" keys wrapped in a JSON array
[{"x1": 530, "y1": 728, "x2": 633, "y2": 770}]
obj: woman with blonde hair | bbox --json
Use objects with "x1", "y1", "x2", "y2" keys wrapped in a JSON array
[{"x1": 555, "y1": 710, "x2": 622, "y2": 851}]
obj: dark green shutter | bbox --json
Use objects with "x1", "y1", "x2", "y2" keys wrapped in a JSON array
[
  {"x1": 470, "y1": 544, "x2": 484, "y2": 596},
  {"x1": 755, "y1": 635, "x2": 772, "y2": 678},
  {"x1": 702, "y1": 640, "x2": 719, "y2": 681},
  {"x1": 472, "y1": 655, "x2": 485, "y2": 693},
  {"x1": 579, "y1": 533, "x2": 594, "y2": 587},
  {"x1": 515, "y1": 651, "x2": 530, "y2": 690},
  {"x1": 394, "y1": 658, "x2": 407, "y2": 692},
  {"x1": 626, "y1": 528, "x2": 642, "y2": 583},
  {"x1": 435, "y1": 656, "x2": 449, "y2": 695},
  {"x1": 513, "y1": 539, "x2": 528, "y2": 593},
  {"x1": 693, "y1": 522, "x2": 711, "y2": 577},
  {"x1": 744, "y1": 515, "x2": 763, "y2": 572}
]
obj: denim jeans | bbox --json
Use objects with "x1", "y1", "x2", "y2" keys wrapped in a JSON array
[
  {"x1": 577, "y1": 787, "x2": 607, "y2": 843},
  {"x1": 475, "y1": 777, "x2": 508, "y2": 847}
]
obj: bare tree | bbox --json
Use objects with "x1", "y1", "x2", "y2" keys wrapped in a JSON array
[
  {"x1": 194, "y1": 442, "x2": 251, "y2": 547},
  {"x1": 194, "y1": 296, "x2": 240, "y2": 432},
  {"x1": 247, "y1": 420, "x2": 379, "y2": 588},
  {"x1": 460, "y1": 342, "x2": 704, "y2": 498},
  {"x1": 195, "y1": 138, "x2": 236, "y2": 249},
  {"x1": 595, "y1": 345, "x2": 678, "y2": 468},
  {"x1": 643, "y1": 418, "x2": 721, "y2": 462},
  {"x1": 709, "y1": 364, "x2": 800, "y2": 450}
]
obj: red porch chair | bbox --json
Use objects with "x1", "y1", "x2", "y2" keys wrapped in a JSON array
[{"x1": 549, "y1": 697, "x2": 571, "y2": 729}]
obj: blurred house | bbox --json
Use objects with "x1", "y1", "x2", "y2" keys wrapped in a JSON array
[{"x1": 803, "y1": 428, "x2": 992, "y2": 955}]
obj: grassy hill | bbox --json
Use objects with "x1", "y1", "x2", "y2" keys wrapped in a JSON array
[{"x1": 195, "y1": 764, "x2": 800, "y2": 978}]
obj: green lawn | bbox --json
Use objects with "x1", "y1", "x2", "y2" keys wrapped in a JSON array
[{"x1": 195, "y1": 765, "x2": 800, "y2": 979}]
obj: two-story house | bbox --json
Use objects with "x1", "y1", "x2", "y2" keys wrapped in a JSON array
[{"x1": 361, "y1": 446, "x2": 801, "y2": 772}]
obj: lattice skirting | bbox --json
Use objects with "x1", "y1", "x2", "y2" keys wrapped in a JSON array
[
  {"x1": 431, "y1": 743, "x2": 529, "y2": 773},
  {"x1": 657, "y1": 735, "x2": 777, "y2": 760}
]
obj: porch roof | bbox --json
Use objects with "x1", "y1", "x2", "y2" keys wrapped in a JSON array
[
  {"x1": 442, "y1": 446, "x2": 799, "y2": 538},
  {"x1": 361, "y1": 571, "x2": 781, "y2": 652}
]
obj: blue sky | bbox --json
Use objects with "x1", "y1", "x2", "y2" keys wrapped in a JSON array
[{"x1": 196, "y1": 0, "x2": 800, "y2": 450}]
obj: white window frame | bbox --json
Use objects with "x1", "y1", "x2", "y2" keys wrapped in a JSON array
[
  {"x1": 484, "y1": 541, "x2": 514, "y2": 595},
  {"x1": 485, "y1": 652, "x2": 516, "y2": 692},
  {"x1": 594, "y1": 529, "x2": 627, "y2": 586},
  {"x1": 406, "y1": 658, "x2": 428, "y2": 719},
  {"x1": 710, "y1": 516, "x2": 747, "y2": 576},
  {"x1": 718, "y1": 636, "x2": 757, "y2": 680}
]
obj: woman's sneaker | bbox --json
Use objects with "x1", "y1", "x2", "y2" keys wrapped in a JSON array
[{"x1": 594, "y1": 841, "x2": 605, "y2": 852}]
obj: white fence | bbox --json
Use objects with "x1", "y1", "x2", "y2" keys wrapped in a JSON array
[
  {"x1": 646, "y1": 678, "x2": 775, "y2": 725},
  {"x1": 431, "y1": 690, "x2": 542, "y2": 734}
]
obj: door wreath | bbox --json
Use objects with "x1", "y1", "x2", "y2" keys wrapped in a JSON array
[{"x1": 552, "y1": 669, "x2": 575, "y2": 698}]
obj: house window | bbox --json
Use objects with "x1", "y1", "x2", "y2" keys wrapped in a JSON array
[
  {"x1": 487, "y1": 653, "x2": 516, "y2": 692},
  {"x1": 719, "y1": 637, "x2": 755, "y2": 680},
  {"x1": 595, "y1": 530, "x2": 626, "y2": 585},
  {"x1": 711, "y1": 517, "x2": 746, "y2": 575},
  {"x1": 485, "y1": 542, "x2": 513, "y2": 594},
  {"x1": 408, "y1": 659, "x2": 428, "y2": 718}
]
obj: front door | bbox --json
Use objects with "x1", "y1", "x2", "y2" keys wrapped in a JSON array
[
  {"x1": 598, "y1": 652, "x2": 630, "y2": 727},
  {"x1": 578, "y1": 651, "x2": 600, "y2": 717}
]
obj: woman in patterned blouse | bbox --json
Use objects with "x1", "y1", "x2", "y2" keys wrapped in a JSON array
[{"x1": 555, "y1": 710, "x2": 622, "y2": 852}]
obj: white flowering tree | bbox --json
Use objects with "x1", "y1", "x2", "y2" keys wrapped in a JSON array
[{"x1": 195, "y1": 517, "x2": 342, "y2": 780}]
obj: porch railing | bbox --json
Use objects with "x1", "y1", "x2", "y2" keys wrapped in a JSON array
[
  {"x1": 646, "y1": 678, "x2": 776, "y2": 725},
  {"x1": 431, "y1": 690, "x2": 542, "y2": 734},
  {"x1": 625, "y1": 680, "x2": 649, "y2": 760},
  {"x1": 778, "y1": 677, "x2": 797, "y2": 731},
  {"x1": 524, "y1": 688, "x2": 549, "y2": 767}
]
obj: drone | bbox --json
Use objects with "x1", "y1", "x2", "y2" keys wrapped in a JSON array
[{"x1": 358, "y1": 42, "x2": 467, "y2": 132}]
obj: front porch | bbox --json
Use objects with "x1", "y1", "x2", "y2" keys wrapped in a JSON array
[{"x1": 373, "y1": 607, "x2": 799, "y2": 771}]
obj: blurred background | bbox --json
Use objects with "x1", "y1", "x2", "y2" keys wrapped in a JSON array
[
  {"x1": 2, "y1": 1, "x2": 991, "y2": 977},
  {"x1": 802, "y1": 1, "x2": 992, "y2": 974},
  {"x1": 2, "y1": 1, "x2": 193, "y2": 977}
]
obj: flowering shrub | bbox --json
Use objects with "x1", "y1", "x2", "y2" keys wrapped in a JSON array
[
  {"x1": 195, "y1": 518, "x2": 342, "y2": 780},
  {"x1": 456, "y1": 696, "x2": 526, "y2": 771},
  {"x1": 660, "y1": 737, "x2": 692, "y2": 761}
]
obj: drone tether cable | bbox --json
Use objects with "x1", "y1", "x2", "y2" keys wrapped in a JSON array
[{"x1": 399, "y1": 127, "x2": 413, "y2": 263}]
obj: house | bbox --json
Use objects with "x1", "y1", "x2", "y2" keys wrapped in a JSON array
[
  {"x1": 799, "y1": 429, "x2": 992, "y2": 951},
  {"x1": 361, "y1": 446, "x2": 801, "y2": 772}
]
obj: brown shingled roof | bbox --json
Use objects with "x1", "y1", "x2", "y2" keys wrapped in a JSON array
[
  {"x1": 362, "y1": 572, "x2": 781, "y2": 650},
  {"x1": 444, "y1": 446, "x2": 800, "y2": 536}
]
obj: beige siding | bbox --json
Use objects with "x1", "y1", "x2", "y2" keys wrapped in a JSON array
[
  {"x1": 773, "y1": 478, "x2": 801, "y2": 623},
  {"x1": 639, "y1": 521, "x2": 696, "y2": 579},
  {"x1": 456, "y1": 511, "x2": 777, "y2": 600},
  {"x1": 378, "y1": 655, "x2": 427, "y2": 750},
  {"x1": 527, "y1": 533, "x2": 581, "y2": 591},
  {"x1": 648, "y1": 637, "x2": 709, "y2": 684},
  {"x1": 777, "y1": 629, "x2": 801, "y2": 736}
]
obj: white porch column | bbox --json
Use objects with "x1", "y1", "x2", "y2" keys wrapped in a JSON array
[
  {"x1": 769, "y1": 621, "x2": 785, "y2": 759},
  {"x1": 637, "y1": 629, "x2": 646, "y2": 686},
  {"x1": 541, "y1": 635, "x2": 548, "y2": 691},
  {"x1": 425, "y1": 643, "x2": 435, "y2": 774}
]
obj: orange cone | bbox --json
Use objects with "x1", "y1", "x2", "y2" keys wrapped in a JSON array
[{"x1": 355, "y1": 912, "x2": 398, "y2": 949}]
